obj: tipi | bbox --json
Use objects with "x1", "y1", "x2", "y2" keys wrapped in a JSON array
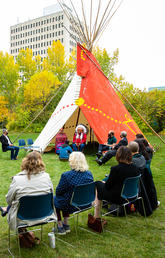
[{"x1": 33, "y1": 0, "x2": 143, "y2": 152}]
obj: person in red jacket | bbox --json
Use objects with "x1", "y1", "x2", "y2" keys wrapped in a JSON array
[{"x1": 72, "y1": 125, "x2": 87, "y2": 152}]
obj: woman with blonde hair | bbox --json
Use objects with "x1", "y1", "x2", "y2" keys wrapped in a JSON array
[
  {"x1": 54, "y1": 151, "x2": 93, "y2": 235},
  {"x1": 0, "y1": 151, "x2": 56, "y2": 230}
]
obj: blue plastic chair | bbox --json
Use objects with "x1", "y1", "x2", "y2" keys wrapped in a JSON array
[
  {"x1": 70, "y1": 182, "x2": 96, "y2": 233},
  {"x1": 8, "y1": 193, "x2": 56, "y2": 257},
  {"x1": 18, "y1": 139, "x2": 26, "y2": 147},
  {"x1": 27, "y1": 138, "x2": 33, "y2": 145},
  {"x1": 102, "y1": 175, "x2": 147, "y2": 223}
]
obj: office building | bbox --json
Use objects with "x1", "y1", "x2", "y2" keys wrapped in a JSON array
[{"x1": 10, "y1": 3, "x2": 79, "y2": 60}]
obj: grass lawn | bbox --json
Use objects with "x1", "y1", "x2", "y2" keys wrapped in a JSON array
[{"x1": 0, "y1": 133, "x2": 165, "y2": 257}]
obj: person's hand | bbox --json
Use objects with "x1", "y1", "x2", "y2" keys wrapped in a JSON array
[{"x1": 9, "y1": 144, "x2": 13, "y2": 146}]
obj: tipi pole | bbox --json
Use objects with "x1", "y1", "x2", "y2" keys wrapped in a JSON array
[
  {"x1": 13, "y1": 83, "x2": 65, "y2": 143},
  {"x1": 78, "y1": 43, "x2": 165, "y2": 145}
]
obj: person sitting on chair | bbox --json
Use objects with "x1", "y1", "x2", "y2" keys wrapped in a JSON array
[
  {"x1": 128, "y1": 141, "x2": 146, "y2": 173},
  {"x1": 0, "y1": 151, "x2": 56, "y2": 230},
  {"x1": 96, "y1": 130, "x2": 117, "y2": 159},
  {"x1": 54, "y1": 152, "x2": 93, "y2": 235},
  {"x1": 59, "y1": 141, "x2": 73, "y2": 161},
  {"x1": 0, "y1": 129, "x2": 19, "y2": 160},
  {"x1": 88, "y1": 146, "x2": 140, "y2": 229},
  {"x1": 72, "y1": 125, "x2": 87, "y2": 152},
  {"x1": 96, "y1": 131, "x2": 128, "y2": 166},
  {"x1": 55, "y1": 128, "x2": 67, "y2": 154}
]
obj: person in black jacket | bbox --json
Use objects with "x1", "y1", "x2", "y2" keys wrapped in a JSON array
[
  {"x1": 95, "y1": 131, "x2": 128, "y2": 165},
  {"x1": 0, "y1": 129, "x2": 19, "y2": 160},
  {"x1": 93, "y1": 146, "x2": 140, "y2": 219}
]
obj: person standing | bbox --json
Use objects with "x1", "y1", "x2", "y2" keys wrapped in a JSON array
[{"x1": 0, "y1": 129, "x2": 19, "y2": 160}]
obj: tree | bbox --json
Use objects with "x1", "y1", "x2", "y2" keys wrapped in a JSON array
[
  {"x1": 93, "y1": 47, "x2": 119, "y2": 79},
  {"x1": 23, "y1": 70, "x2": 60, "y2": 111},
  {"x1": 0, "y1": 51, "x2": 19, "y2": 111},
  {"x1": 45, "y1": 40, "x2": 69, "y2": 82},
  {"x1": 16, "y1": 48, "x2": 38, "y2": 83},
  {"x1": 0, "y1": 96, "x2": 9, "y2": 123}
]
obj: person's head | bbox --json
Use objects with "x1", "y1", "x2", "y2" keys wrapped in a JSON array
[
  {"x1": 77, "y1": 127, "x2": 83, "y2": 134},
  {"x1": 134, "y1": 139, "x2": 149, "y2": 160},
  {"x1": 76, "y1": 124, "x2": 87, "y2": 134},
  {"x1": 59, "y1": 128, "x2": 64, "y2": 134},
  {"x1": 136, "y1": 133, "x2": 144, "y2": 139},
  {"x1": 120, "y1": 131, "x2": 127, "y2": 138},
  {"x1": 116, "y1": 146, "x2": 132, "y2": 164},
  {"x1": 69, "y1": 151, "x2": 89, "y2": 172},
  {"x1": 108, "y1": 130, "x2": 114, "y2": 138},
  {"x1": 3, "y1": 129, "x2": 8, "y2": 135},
  {"x1": 128, "y1": 141, "x2": 139, "y2": 154},
  {"x1": 141, "y1": 138, "x2": 149, "y2": 147},
  {"x1": 21, "y1": 151, "x2": 45, "y2": 179}
]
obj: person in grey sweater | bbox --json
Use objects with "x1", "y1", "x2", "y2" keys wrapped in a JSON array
[{"x1": 128, "y1": 141, "x2": 146, "y2": 173}]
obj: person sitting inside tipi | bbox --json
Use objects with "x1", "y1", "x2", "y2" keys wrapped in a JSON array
[
  {"x1": 55, "y1": 128, "x2": 68, "y2": 154},
  {"x1": 72, "y1": 125, "x2": 87, "y2": 152}
]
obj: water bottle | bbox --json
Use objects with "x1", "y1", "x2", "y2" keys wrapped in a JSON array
[{"x1": 48, "y1": 232, "x2": 56, "y2": 248}]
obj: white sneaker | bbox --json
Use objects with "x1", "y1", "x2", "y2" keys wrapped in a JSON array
[{"x1": 157, "y1": 201, "x2": 160, "y2": 207}]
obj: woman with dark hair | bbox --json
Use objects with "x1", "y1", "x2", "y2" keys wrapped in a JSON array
[
  {"x1": 0, "y1": 151, "x2": 56, "y2": 230},
  {"x1": 134, "y1": 139, "x2": 150, "y2": 161},
  {"x1": 89, "y1": 146, "x2": 140, "y2": 223},
  {"x1": 141, "y1": 138, "x2": 153, "y2": 160}
]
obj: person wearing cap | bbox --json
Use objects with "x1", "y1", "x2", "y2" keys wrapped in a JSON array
[
  {"x1": 96, "y1": 130, "x2": 117, "y2": 159},
  {"x1": 72, "y1": 125, "x2": 87, "y2": 152},
  {"x1": 96, "y1": 131, "x2": 128, "y2": 166},
  {"x1": 0, "y1": 129, "x2": 19, "y2": 160}
]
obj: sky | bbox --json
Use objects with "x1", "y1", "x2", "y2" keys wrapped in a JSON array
[{"x1": 0, "y1": 0, "x2": 165, "y2": 90}]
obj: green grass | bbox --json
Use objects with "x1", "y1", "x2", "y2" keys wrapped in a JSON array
[{"x1": 0, "y1": 133, "x2": 165, "y2": 257}]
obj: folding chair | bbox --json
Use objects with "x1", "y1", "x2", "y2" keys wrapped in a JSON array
[
  {"x1": 27, "y1": 138, "x2": 40, "y2": 150},
  {"x1": 27, "y1": 138, "x2": 33, "y2": 145},
  {"x1": 18, "y1": 139, "x2": 26, "y2": 147},
  {"x1": 102, "y1": 175, "x2": 147, "y2": 223},
  {"x1": 70, "y1": 182, "x2": 96, "y2": 234},
  {"x1": 8, "y1": 193, "x2": 57, "y2": 257}
]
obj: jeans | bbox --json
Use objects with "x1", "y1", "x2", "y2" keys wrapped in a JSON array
[
  {"x1": 6, "y1": 146, "x2": 19, "y2": 160},
  {"x1": 98, "y1": 144, "x2": 110, "y2": 153},
  {"x1": 101, "y1": 149, "x2": 116, "y2": 164},
  {"x1": 72, "y1": 143, "x2": 85, "y2": 152}
]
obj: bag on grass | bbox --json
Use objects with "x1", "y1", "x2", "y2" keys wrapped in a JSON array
[
  {"x1": 87, "y1": 214, "x2": 103, "y2": 233},
  {"x1": 18, "y1": 228, "x2": 40, "y2": 248}
]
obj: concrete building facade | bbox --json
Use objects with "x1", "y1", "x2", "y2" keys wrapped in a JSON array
[{"x1": 10, "y1": 4, "x2": 78, "y2": 60}]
